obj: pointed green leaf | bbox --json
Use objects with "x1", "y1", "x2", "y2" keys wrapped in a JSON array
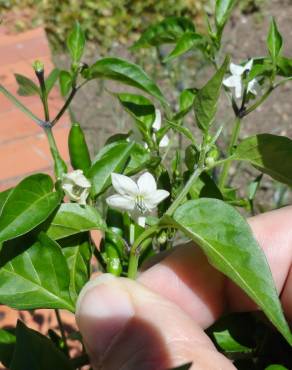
[
  {"x1": 131, "y1": 17, "x2": 195, "y2": 49},
  {"x1": 194, "y1": 56, "x2": 229, "y2": 131},
  {"x1": 215, "y1": 0, "x2": 237, "y2": 29},
  {"x1": 67, "y1": 22, "x2": 86, "y2": 64},
  {"x1": 172, "y1": 198, "x2": 292, "y2": 345},
  {"x1": 164, "y1": 32, "x2": 204, "y2": 63},
  {"x1": 45, "y1": 68, "x2": 60, "y2": 95},
  {"x1": 83, "y1": 57, "x2": 167, "y2": 106},
  {"x1": 10, "y1": 321, "x2": 74, "y2": 370},
  {"x1": 234, "y1": 134, "x2": 292, "y2": 185},
  {"x1": 61, "y1": 233, "x2": 91, "y2": 302},
  {"x1": 267, "y1": 18, "x2": 283, "y2": 63},
  {"x1": 47, "y1": 203, "x2": 106, "y2": 240},
  {"x1": 0, "y1": 233, "x2": 74, "y2": 311},
  {"x1": 59, "y1": 70, "x2": 72, "y2": 97},
  {"x1": 0, "y1": 174, "x2": 61, "y2": 244},
  {"x1": 115, "y1": 92, "x2": 155, "y2": 131},
  {"x1": 88, "y1": 141, "x2": 134, "y2": 196},
  {"x1": 14, "y1": 74, "x2": 40, "y2": 96}
]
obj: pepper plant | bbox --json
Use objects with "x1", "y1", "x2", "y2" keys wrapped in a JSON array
[{"x1": 0, "y1": 0, "x2": 292, "y2": 368}]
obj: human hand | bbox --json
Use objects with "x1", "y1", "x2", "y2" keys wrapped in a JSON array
[{"x1": 76, "y1": 206, "x2": 292, "y2": 369}]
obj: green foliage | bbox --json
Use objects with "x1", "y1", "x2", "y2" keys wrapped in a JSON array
[{"x1": 0, "y1": 4, "x2": 292, "y2": 368}]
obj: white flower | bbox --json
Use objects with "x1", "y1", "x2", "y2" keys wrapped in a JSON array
[
  {"x1": 61, "y1": 170, "x2": 91, "y2": 205},
  {"x1": 152, "y1": 109, "x2": 169, "y2": 148},
  {"x1": 223, "y1": 60, "x2": 260, "y2": 99},
  {"x1": 106, "y1": 172, "x2": 169, "y2": 217}
]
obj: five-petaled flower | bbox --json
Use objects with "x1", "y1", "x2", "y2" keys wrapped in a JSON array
[
  {"x1": 223, "y1": 60, "x2": 260, "y2": 99},
  {"x1": 62, "y1": 170, "x2": 91, "y2": 205},
  {"x1": 106, "y1": 172, "x2": 169, "y2": 221}
]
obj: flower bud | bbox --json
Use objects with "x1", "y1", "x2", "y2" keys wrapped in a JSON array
[{"x1": 33, "y1": 60, "x2": 44, "y2": 73}]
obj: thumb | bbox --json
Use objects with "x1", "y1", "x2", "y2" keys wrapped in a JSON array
[{"x1": 76, "y1": 273, "x2": 235, "y2": 370}]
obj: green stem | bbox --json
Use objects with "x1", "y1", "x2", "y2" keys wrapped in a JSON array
[
  {"x1": 218, "y1": 116, "x2": 241, "y2": 189},
  {"x1": 35, "y1": 69, "x2": 50, "y2": 122},
  {"x1": 242, "y1": 86, "x2": 273, "y2": 117},
  {"x1": 51, "y1": 87, "x2": 77, "y2": 126},
  {"x1": 128, "y1": 226, "x2": 158, "y2": 279},
  {"x1": 55, "y1": 309, "x2": 69, "y2": 356},
  {"x1": 165, "y1": 134, "x2": 208, "y2": 217},
  {"x1": 45, "y1": 127, "x2": 67, "y2": 179}
]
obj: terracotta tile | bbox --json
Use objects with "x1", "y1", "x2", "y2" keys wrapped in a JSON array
[
  {"x1": 0, "y1": 106, "x2": 69, "y2": 144},
  {"x1": 0, "y1": 36, "x2": 50, "y2": 66},
  {"x1": 0, "y1": 127, "x2": 70, "y2": 182},
  {"x1": 0, "y1": 27, "x2": 47, "y2": 47}
]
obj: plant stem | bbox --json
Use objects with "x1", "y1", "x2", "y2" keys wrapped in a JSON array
[
  {"x1": 45, "y1": 127, "x2": 67, "y2": 179},
  {"x1": 55, "y1": 309, "x2": 69, "y2": 356},
  {"x1": 165, "y1": 134, "x2": 208, "y2": 217},
  {"x1": 127, "y1": 226, "x2": 158, "y2": 279},
  {"x1": 35, "y1": 69, "x2": 50, "y2": 122},
  {"x1": 242, "y1": 86, "x2": 273, "y2": 117},
  {"x1": 218, "y1": 116, "x2": 241, "y2": 189},
  {"x1": 51, "y1": 87, "x2": 77, "y2": 126}
]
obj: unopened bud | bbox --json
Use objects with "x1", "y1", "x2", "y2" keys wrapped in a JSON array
[{"x1": 33, "y1": 60, "x2": 44, "y2": 73}]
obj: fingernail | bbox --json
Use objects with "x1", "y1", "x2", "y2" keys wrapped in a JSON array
[{"x1": 76, "y1": 274, "x2": 134, "y2": 359}]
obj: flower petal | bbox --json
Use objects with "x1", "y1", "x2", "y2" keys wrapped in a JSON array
[
  {"x1": 144, "y1": 189, "x2": 170, "y2": 209},
  {"x1": 230, "y1": 63, "x2": 245, "y2": 76},
  {"x1": 62, "y1": 183, "x2": 79, "y2": 202},
  {"x1": 243, "y1": 59, "x2": 253, "y2": 73},
  {"x1": 111, "y1": 173, "x2": 138, "y2": 197},
  {"x1": 106, "y1": 194, "x2": 135, "y2": 211},
  {"x1": 223, "y1": 75, "x2": 239, "y2": 88},
  {"x1": 137, "y1": 172, "x2": 157, "y2": 196},
  {"x1": 159, "y1": 134, "x2": 170, "y2": 148},
  {"x1": 247, "y1": 78, "x2": 260, "y2": 96},
  {"x1": 79, "y1": 189, "x2": 90, "y2": 205},
  {"x1": 152, "y1": 109, "x2": 161, "y2": 131},
  {"x1": 63, "y1": 170, "x2": 91, "y2": 188}
]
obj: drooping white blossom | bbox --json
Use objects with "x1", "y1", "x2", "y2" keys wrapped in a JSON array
[
  {"x1": 62, "y1": 170, "x2": 91, "y2": 205},
  {"x1": 106, "y1": 172, "x2": 169, "y2": 220},
  {"x1": 152, "y1": 109, "x2": 170, "y2": 148},
  {"x1": 223, "y1": 60, "x2": 260, "y2": 99}
]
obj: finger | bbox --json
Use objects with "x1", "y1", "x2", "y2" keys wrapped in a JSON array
[
  {"x1": 76, "y1": 273, "x2": 235, "y2": 370},
  {"x1": 138, "y1": 205, "x2": 292, "y2": 328}
]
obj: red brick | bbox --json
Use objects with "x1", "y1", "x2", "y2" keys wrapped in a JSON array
[{"x1": 0, "y1": 126, "x2": 70, "y2": 182}]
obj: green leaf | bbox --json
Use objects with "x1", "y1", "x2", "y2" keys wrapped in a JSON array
[
  {"x1": 265, "y1": 366, "x2": 289, "y2": 370},
  {"x1": 67, "y1": 22, "x2": 86, "y2": 64},
  {"x1": 59, "y1": 70, "x2": 72, "y2": 97},
  {"x1": 0, "y1": 84, "x2": 42, "y2": 125},
  {"x1": 14, "y1": 74, "x2": 40, "y2": 96},
  {"x1": 125, "y1": 142, "x2": 152, "y2": 175},
  {"x1": 83, "y1": 57, "x2": 167, "y2": 106},
  {"x1": 0, "y1": 233, "x2": 74, "y2": 311},
  {"x1": 61, "y1": 233, "x2": 91, "y2": 302},
  {"x1": 46, "y1": 203, "x2": 106, "y2": 240},
  {"x1": 115, "y1": 92, "x2": 155, "y2": 132},
  {"x1": 207, "y1": 313, "x2": 254, "y2": 354},
  {"x1": 215, "y1": 0, "x2": 237, "y2": 30},
  {"x1": 174, "y1": 89, "x2": 197, "y2": 120},
  {"x1": 234, "y1": 134, "x2": 292, "y2": 185},
  {"x1": 277, "y1": 56, "x2": 292, "y2": 77},
  {"x1": 131, "y1": 17, "x2": 195, "y2": 49},
  {"x1": 10, "y1": 321, "x2": 74, "y2": 370},
  {"x1": 88, "y1": 141, "x2": 134, "y2": 196},
  {"x1": 194, "y1": 56, "x2": 229, "y2": 131},
  {"x1": 0, "y1": 188, "x2": 12, "y2": 216},
  {"x1": 0, "y1": 329, "x2": 16, "y2": 367},
  {"x1": 267, "y1": 18, "x2": 283, "y2": 64},
  {"x1": 45, "y1": 68, "x2": 60, "y2": 95},
  {"x1": 164, "y1": 32, "x2": 204, "y2": 62},
  {"x1": 172, "y1": 198, "x2": 292, "y2": 345},
  {"x1": 0, "y1": 174, "x2": 61, "y2": 244}
]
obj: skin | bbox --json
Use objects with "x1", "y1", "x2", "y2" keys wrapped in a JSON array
[{"x1": 76, "y1": 206, "x2": 292, "y2": 369}]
